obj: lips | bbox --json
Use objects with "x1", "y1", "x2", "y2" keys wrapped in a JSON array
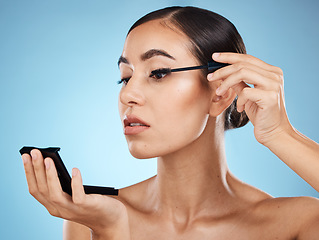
[{"x1": 123, "y1": 115, "x2": 150, "y2": 135}]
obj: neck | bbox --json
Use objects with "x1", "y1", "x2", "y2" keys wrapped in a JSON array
[{"x1": 152, "y1": 118, "x2": 235, "y2": 221}]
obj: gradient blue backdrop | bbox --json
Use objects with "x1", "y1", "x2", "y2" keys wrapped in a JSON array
[{"x1": 1, "y1": 0, "x2": 318, "y2": 239}]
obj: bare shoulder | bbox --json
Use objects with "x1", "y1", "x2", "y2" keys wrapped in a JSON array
[
  {"x1": 256, "y1": 195, "x2": 319, "y2": 216},
  {"x1": 230, "y1": 174, "x2": 319, "y2": 239},
  {"x1": 63, "y1": 220, "x2": 91, "y2": 240},
  {"x1": 254, "y1": 196, "x2": 319, "y2": 239}
]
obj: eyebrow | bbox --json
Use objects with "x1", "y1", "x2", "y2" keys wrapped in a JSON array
[
  {"x1": 141, "y1": 49, "x2": 175, "y2": 61},
  {"x1": 117, "y1": 49, "x2": 175, "y2": 67},
  {"x1": 117, "y1": 56, "x2": 129, "y2": 66}
]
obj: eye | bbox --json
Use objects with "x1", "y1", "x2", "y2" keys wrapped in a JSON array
[
  {"x1": 117, "y1": 77, "x2": 131, "y2": 85},
  {"x1": 149, "y1": 68, "x2": 170, "y2": 80}
]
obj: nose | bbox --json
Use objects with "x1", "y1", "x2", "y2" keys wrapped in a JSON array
[{"x1": 119, "y1": 76, "x2": 146, "y2": 107}]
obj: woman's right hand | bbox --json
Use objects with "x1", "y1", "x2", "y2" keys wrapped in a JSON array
[{"x1": 21, "y1": 149, "x2": 130, "y2": 240}]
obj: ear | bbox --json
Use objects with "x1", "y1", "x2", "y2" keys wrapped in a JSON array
[{"x1": 209, "y1": 87, "x2": 237, "y2": 117}]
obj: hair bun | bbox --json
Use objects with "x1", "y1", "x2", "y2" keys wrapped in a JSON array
[{"x1": 224, "y1": 97, "x2": 249, "y2": 130}]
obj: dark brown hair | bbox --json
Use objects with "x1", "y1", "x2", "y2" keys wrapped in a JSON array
[{"x1": 127, "y1": 6, "x2": 249, "y2": 130}]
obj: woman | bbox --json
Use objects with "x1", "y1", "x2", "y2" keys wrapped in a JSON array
[{"x1": 22, "y1": 6, "x2": 319, "y2": 240}]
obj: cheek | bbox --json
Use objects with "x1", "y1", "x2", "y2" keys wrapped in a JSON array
[
  {"x1": 149, "y1": 77, "x2": 211, "y2": 153},
  {"x1": 159, "y1": 76, "x2": 210, "y2": 123}
]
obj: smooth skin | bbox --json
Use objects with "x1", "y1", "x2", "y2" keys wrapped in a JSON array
[{"x1": 22, "y1": 20, "x2": 319, "y2": 240}]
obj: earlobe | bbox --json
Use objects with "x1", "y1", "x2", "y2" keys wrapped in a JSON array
[{"x1": 209, "y1": 88, "x2": 236, "y2": 117}]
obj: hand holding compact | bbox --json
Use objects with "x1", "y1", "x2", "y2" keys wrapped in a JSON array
[
  {"x1": 21, "y1": 149, "x2": 130, "y2": 239},
  {"x1": 208, "y1": 52, "x2": 292, "y2": 145}
]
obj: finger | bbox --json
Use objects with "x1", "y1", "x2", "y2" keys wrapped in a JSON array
[
  {"x1": 215, "y1": 68, "x2": 277, "y2": 96},
  {"x1": 22, "y1": 153, "x2": 39, "y2": 196},
  {"x1": 45, "y1": 157, "x2": 70, "y2": 207},
  {"x1": 30, "y1": 149, "x2": 49, "y2": 195},
  {"x1": 212, "y1": 52, "x2": 282, "y2": 74},
  {"x1": 237, "y1": 87, "x2": 273, "y2": 112},
  {"x1": 216, "y1": 81, "x2": 248, "y2": 97},
  {"x1": 208, "y1": 61, "x2": 282, "y2": 84},
  {"x1": 71, "y1": 168, "x2": 86, "y2": 205},
  {"x1": 22, "y1": 153, "x2": 54, "y2": 206}
]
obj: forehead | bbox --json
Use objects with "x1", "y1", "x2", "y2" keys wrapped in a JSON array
[{"x1": 122, "y1": 20, "x2": 196, "y2": 63}]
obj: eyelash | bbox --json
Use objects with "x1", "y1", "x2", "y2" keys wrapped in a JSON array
[
  {"x1": 118, "y1": 68, "x2": 170, "y2": 85},
  {"x1": 117, "y1": 78, "x2": 130, "y2": 85}
]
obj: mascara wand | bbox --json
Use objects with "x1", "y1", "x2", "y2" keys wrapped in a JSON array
[
  {"x1": 151, "y1": 60, "x2": 228, "y2": 76},
  {"x1": 172, "y1": 60, "x2": 228, "y2": 73}
]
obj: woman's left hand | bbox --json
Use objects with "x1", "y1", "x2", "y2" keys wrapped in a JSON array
[
  {"x1": 208, "y1": 52, "x2": 319, "y2": 193},
  {"x1": 207, "y1": 52, "x2": 292, "y2": 146}
]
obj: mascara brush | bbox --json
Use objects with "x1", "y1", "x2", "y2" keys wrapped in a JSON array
[{"x1": 151, "y1": 60, "x2": 228, "y2": 76}]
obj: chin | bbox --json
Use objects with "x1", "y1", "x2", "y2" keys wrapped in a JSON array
[
  {"x1": 128, "y1": 141, "x2": 176, "y2": 159},
  {"x1": 128, "y1": 141, "x2": 186, "y2": 160},
  {"x1": 127, "y1": 144, "x2": 158, "y2": 159},
  {"x1": 129, "y1": 149, "x2": 157, "y2": 159}
]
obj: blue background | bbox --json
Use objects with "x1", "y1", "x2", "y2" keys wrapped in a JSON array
[{"x1": 1, "y1": 0, "x2": 318, "y2": 239}]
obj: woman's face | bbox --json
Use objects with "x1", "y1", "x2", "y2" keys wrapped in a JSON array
[{"x1": 118, "y1": 20, "x2": 213, "y2": 159}]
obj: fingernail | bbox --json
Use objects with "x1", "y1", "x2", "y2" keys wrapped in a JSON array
[
  {"x1": 207, "y1": 73, "x2": 214, "y2": 81},
  {"x1": 44, "y1": 158, "x2": 50, "y2": 170},
  {"x1": 216, "y1": 87, "x2": 222, "y2": 95},
  {"x1": 213, "y1": 52, "x2": 220, "y2": 59},
  {"x1": 31, "y1": 150, "x2": 37, "y2": 160},
  {"x1": 72, "y1": 168, "x2": 78, "y2": 177}
]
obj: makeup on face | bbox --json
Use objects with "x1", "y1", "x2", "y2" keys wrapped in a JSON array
[{"x1": 123, "y1": 114, "x2": 150, "y2": 135}]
